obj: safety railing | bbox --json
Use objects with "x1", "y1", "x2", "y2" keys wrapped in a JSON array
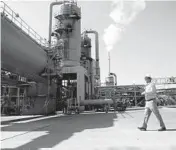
[
  {"x1": 95, "y1": 82, "x2": 116, "y2": 87},
  {"x1": 0, "y1": 1, "x2": 49, "y2": 47},
  {"x1": 152, "y1": 77, "x2": 176, "y2": 85}
]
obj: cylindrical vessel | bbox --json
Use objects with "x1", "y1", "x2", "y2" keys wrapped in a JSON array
[
  {"x1": 54, "y1": 2, "x2": 81, "y2": 66},
  {"x1": 84, "y1": 30, "x2": 100, "y2": 80},
  {"x1": 56, "y1": 3, "x2": 81, "y2": 16},
  {"x1": 106, "y1": 76, "x2": 115, "y2": 86},
  {"x1": 1, "y1": 16, "x2": 48, "y2": 82},
  {"x1": 81, "y1": 34, "x2": 91, "y2": 58}
]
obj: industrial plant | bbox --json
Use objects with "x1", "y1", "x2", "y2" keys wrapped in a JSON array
[{"x1": 1, "y1": 1, "x2": 176, "y2": 116}]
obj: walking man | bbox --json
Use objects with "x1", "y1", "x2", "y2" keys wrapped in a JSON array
[{"x1": 138, "y1": 74, "x2": 166, "y2": 131}]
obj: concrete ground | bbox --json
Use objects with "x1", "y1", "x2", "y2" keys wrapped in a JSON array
[
  {"x1": 1, "y1": 115, "x2": 43, "y2": 124},
  {"x1": 1, "y1": 108, "x2": 176, "y2": 150}
]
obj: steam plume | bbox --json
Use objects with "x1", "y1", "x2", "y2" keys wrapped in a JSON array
[{"x1": 103, "y1": 0, "x2": 146, "y2": 52}]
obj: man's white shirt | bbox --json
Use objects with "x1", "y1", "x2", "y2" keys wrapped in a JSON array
[{"x1": 142, "y1": 82, "x2": 157, "y2": 100}]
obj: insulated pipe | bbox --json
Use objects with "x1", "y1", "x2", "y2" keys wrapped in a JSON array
[
  {"x1": 48, "y1": 1, "x2": 70, "y2": 47},
  {"x1": 84, "y1": 30, "x2": 100, "y2": 80}
]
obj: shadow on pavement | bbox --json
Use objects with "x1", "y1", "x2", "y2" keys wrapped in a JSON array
[
  {"x1": 147, "y1": 128, "x2": 176, "y2": 131},
  {"x1": 166, "y1": 129, "x2": 176, "y2": 131},
  {"x1": 119, "y1": 111, "x2": 134, "y2": 118},
  {"x1": 108, "y1": 146, "x2": 141, "y2": 150},
  {"x1": 1, "y1": 112, "x2": 118, "y2": 150}
]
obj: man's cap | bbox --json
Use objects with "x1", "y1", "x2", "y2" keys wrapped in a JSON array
[{"x1": 145, "y1": 74, "x2": 152, "y2": 78}]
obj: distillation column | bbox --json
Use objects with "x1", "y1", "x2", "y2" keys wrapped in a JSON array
[
  {"x1": 81, "y1": 33, "x2": 94, "y2": 98},
  {"x1": 53, "y1": 1, "x2": 81, "y2": 66},
  {"x1": 50, "y1": 1, "x2": 86, "y2": 105},
  {"x1": 84, "y1": 30, "x2": 100, "y2": 85}
]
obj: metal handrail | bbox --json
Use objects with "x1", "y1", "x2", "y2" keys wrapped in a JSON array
[
  {"x1": 153, "y1": 77, "x2": 176, "y2": 85},
  {"x1": 0, "y1": 1, "x2": 48, "y2": 47}
]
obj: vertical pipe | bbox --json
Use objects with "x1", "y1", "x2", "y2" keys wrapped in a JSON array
[
  {"x1": 17, "y1": 87, "x2": 20, "y2": 114},
  {"x1": 95, "y1": 31, "x2": 100, "y2": 79},
  {"x1": 134, "y1": 84, "x2": 137, "y2": 106},
  {"x1": 48, "y1": 1, "x2": 70, "y2": 47},
  {"x1": 114, "y1": 74, "x2": 117, "y2": 86}
]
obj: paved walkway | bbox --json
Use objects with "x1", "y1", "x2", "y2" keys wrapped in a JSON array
[
  {"x1": 0, "y1": 111, "x2": 65, "y2": 125},
  {"x1": 1, "y1": 106, "x2": 175, "y2": 124},
  {"x1": 0, "y1": 108, "x2": 141, "y2": 125},
  {"x1": 1, "y1": 115, "x2": 43, "y2": 125},
  {"x1": 1, "y1": 107, "x2": 176, "y2": 150}
]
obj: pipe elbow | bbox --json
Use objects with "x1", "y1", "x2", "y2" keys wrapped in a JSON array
[{"x1": 50, "y1": 1, "x2": 70, "y2": 10}]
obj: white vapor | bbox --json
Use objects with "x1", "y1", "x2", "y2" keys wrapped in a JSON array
[{"x1": 103, "y1": 0, "x2": 146, "y2": 52}]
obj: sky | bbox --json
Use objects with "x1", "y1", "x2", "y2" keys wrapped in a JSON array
[{"x1": 3, "y1": 0, "x2": 176, "y2": 85}]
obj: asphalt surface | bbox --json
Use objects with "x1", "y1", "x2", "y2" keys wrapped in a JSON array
[{"x1": 1, "y1": 108, "x2": 176, "y2": 150}]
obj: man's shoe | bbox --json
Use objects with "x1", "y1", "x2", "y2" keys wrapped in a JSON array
[
  {"x1": 138, "y1": 127, "x2": 146, "y2": 131},
  {"x1": 158, "y1": 127, "x2": 166, "y2": 131}
]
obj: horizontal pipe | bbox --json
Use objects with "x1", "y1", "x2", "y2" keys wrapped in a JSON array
[{"x1": 80, "y1": 99, "x2": 113, "y2": 105}]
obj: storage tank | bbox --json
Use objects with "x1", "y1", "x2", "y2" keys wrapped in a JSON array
[
  {"x1": 106, "y1": 76, "x2": 115, "y2": 86},
  {"x1": 1, "y1": 15, "x2": 48, "y2": 82},
  {"x1": 54, "y1": 2, "x2": 81, "y2": 66}
]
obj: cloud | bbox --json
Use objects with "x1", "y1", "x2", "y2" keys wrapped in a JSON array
[
  {"x1": 103, "y1": 24, "x2": 123, "y2": 52},
  {"x1": 103, "y1": 0, "x2": 146, "y2": 52}
]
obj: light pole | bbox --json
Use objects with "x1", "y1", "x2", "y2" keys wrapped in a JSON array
[
  {"x1": 108, "y1": 52, "x2": 110, "y2": 75},
  {"x1": 133, "y1": 81, "x2": 137, "y2": 106}
]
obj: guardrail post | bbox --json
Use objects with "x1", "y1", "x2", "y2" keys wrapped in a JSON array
[
  {"x1": 21, "y1": 19, "x2": 22, "y2": 29},
  {"x1": 11, "y1": 11, "x2": 13, "y2": 21},
  {"x1": 3, "y1": 3, "x2": 6, "y2": 14},
  {"x1": 28, "y1": 26, "x2": 30, "y2": 35},
  {"x1": 40, "y1": 37, "x2": 42, "y2": 45}
]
